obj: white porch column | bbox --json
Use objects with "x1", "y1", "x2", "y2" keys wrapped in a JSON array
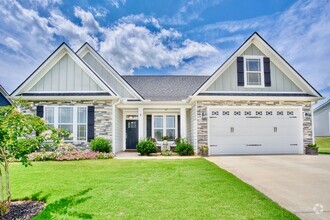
[
  {"x1": 180, "y1": 107, "x2": 186, "y2": 139},
  {"x1": 138, "y1": 107, "x2": 144, "y2": 140}
]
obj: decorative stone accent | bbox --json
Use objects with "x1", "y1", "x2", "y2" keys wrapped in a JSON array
[
  {"x1": 196, "y1": 100, "x2": 313, "y2": 149},
  {"x1": 22, "y1": 100, "x2": 113, "y2": 145}
]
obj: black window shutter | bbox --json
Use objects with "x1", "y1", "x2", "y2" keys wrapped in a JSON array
[
  {"x1": 264, "y1": 57, "x2": 271, "y2": 87},
  {"x1": 36, "y1": 106, "x2": 44, "y2": 118},
  {"x1": 177, "y1": 115, "x2": 181, "y2": 139},
  {"x1": 147, "y1": 115, "x2": 152, "y2": 138},
  {"x1": 237, "y1": 57, "x2": 244, "y2": 86},
  {"x1": 87, "y1": 106, "x2": 95, "y2": 142}
]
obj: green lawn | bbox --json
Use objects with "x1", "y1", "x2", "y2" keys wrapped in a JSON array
[
  {"x1": 315, "y1": 136, "x2": 330, "y2": 154},
  {"x1": 10, "y1": 159, "x2": 297, "y2": 219}
]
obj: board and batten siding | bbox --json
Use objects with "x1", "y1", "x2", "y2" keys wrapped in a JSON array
[
  {"x1": 314, "y1": 106, "x2": 330, "y2": 136},
  {"x1": 82, "y1": 52, "x2": 135, "y2": 98},
  {"x1": 30, "y1": 54, "x2": 103, "y2": 92},
  {"x1": 206, "y1": 44, "x2": 302, "y2": 92},
  {"x1": 114, "y1": 107, "x2": 123, "y2": 152}
]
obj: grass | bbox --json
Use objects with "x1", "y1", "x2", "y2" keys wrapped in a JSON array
[
  {"x1": 315, "y1": 136, "x2": 330, "y2": 154},
  {"x1": 10, "y1": 159, "x2": 297, "y2": 219}
]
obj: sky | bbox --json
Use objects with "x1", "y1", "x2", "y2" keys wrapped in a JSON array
[{"x1": 0, "y1": 0, "x2": 329, "y2": 104}]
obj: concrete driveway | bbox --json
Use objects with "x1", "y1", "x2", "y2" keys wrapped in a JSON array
[{"x1": 207, "y1": 155, "x2": 330, "y2": 220}]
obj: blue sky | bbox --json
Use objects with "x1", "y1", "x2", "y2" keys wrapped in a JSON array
[{"x1": 0, "y1": 0, "x2": 329, "y2": 104}]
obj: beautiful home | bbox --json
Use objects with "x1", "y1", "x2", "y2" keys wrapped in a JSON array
[
  {"x1": 0, "y1": 85, "x2": 11, "y2": 106},
  {"x1": 314, "y1": 100, "x2": 330, "y2": 137},
  {"x1": 10, "y1": 32, "x2": 322, "y2": 155}
]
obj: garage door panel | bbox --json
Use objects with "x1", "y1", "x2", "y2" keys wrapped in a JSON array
[{"x1": 209, "y1": 108, "x2": 302, "y2": 155}]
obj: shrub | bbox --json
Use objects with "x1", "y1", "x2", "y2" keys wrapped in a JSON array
[
  {"x1": 136, "y1": 139, "x2": 157, "y2": 155},
  {"x1": 307, "y1": 143, "x2": 317, "y2": 148},
  {"x1": 90, "y1": 137, "x2": 112, "y2": 153},
  {"x1": 175, "y1": 140, "x2": 194, "y2": 156},
  {"x1": 28, "y1": 143, "x2": 115, "y2": 161}
]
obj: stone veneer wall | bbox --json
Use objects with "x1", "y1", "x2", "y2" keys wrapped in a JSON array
[
  {"x1": 196, "y1": 100, "x2": 313, "y2": 149},
  {"x1": 22, "y1": 100, "x2": 113, "y2": 144}
]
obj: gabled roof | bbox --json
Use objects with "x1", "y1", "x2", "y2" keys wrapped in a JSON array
[
  {"x1": 314, "y1": 99, "x2": 330, "y2": 112},
  {"x1": 11, "y1": 43, "x2": 117, "y2": 97},
  {"x1": 0, "y1": 85, "x2": 11, "y2": 105},
  {"x1": 123, "y1": 75, "x2": 209, "y2": 101},
  {"x1": 76, "y1": 43, "x2": 144, "y2": 100},
  {"x1": 192, "y1": 32, "x2": 322, "y2": 98}
]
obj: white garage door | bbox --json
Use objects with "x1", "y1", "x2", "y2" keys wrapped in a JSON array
[{"x1": 209, "y1": 107, "x2": 303, "y2": 155}]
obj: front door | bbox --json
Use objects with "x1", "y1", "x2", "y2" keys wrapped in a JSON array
[{"x1": 126, "y1": 120, "x2": 139, "y2": 149}]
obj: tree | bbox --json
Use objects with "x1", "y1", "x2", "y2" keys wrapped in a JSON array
[{"x1": 0, "y1": 101, "x2": 67, "y2": 216}]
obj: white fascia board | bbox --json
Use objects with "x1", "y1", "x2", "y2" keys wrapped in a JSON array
[
  {"x1": 12, "y1": 45, "x2": 67, "y2": 96},
  {"x1": 12, "y1": 96, "x2": 118, "y2": 101},
  {"x1": 192, "y1": 33, "x2": 321, "y2": 98},
  {"x1": 76, "y1": 44, "x2": 144, "y2": 100},
  {"x1": 117, "y1": 102, "x2": 192, "y2": 109},
  {"x1": 12, "y1": 44, "x2": 117, "y2": 97},
  {"x1": 252, "y1": 37, "x2": 321, "y2": 97},
  {"x1": 188, "y1": 95, "x2": 322, "y2": 102}
]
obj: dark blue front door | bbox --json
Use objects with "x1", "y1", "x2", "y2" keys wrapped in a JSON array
[{"x1": 126, "y1": 120, "x2": 138, "y2": 149}]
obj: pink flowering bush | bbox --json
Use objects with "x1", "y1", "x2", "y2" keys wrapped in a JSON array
[{"x1": 28, "y1": 143, "x2": 115, "y2": 161}]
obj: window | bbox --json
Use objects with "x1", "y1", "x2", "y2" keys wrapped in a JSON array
[
  {"x1": 244, "y1": 56, "x2": 264, "y2": 87},
  {"x1": 153, "y1": 115, "x2": 177, "y2": 141},
  {"x1": 43, "y1": 106, "x2": 88, "y2": 142}
]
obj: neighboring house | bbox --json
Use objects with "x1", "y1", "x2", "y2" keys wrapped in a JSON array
[
  {"x1": 314, "y1": 100, "x2": 330, "y2": 136},
  {"x1": 0, "y1": 85, "x2": 11, "y2": 106},
  {"x1": 10, "y1": 32, "x2": 322, "y2": 155}
]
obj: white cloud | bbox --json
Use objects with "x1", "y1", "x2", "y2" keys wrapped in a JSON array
[
  {"x1": 119, "y1": 14, "x2": 161, "y2": 29},
  {"x1": 3, "y1": 37, "x2": 22, "y2": 51},
  {"x1": 109, "y1": 0, "x2": 126, "y2": 8},
  {"x1": 0, "y1": 0, "x2": 219, "y2": 92},
  {"x1": 99, "y1": 23, "x2": 217, "y2": 74},
  {"x1": 28, "y1": 0, "x2": 62, "y2": 8},
  {"x1": 188, "y1": 0, "x2": 330, "y2": 93},
  {"x1": 162, "y1": 0, "x2": 222, "y2": 25}
]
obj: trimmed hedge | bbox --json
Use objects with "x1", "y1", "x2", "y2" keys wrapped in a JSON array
[{"x1": 90, "y1": 137, "x2": 112, "y2": 153}]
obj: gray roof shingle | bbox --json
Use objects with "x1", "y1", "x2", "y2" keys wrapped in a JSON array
[{"x1": 122, "y1": 75, "x2": 209, "y2": 101}]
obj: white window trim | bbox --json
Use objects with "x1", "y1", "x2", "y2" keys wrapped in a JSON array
[
  {"x1": 151, "y1": 113, "x2": 178, "y2": 142},
  {"x1": 244, "y1": 55, "x2": 265, "y2": 88},
  {"x1": 44, "y1": 106, "x2": 88, "y2": 143}
]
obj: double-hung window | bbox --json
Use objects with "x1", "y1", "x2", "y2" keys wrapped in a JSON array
[
  {"x1": 153, "y1": 115, "x2": 176, "y2": 141},
  {"x1": 244, "y1": 56, "x2": 264, "y2": 87},
  {"x1": 43, "y1": 106, "x2": 88, "y2": 142}
]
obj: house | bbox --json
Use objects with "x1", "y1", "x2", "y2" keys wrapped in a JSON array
[
  {"x1": 10, "y1": 32, "x2": 322, "y2": 155},
  {"x1": 0, "y1": 85, "x2": 11, "y2": 106},
  {"x1": 314, "y1": 100, "x2": 330, "y2": 136}
]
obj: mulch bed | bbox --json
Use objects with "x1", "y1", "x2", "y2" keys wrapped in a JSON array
[{"x1": 2, "y1": 200, "x2": 45, "y2": 220}]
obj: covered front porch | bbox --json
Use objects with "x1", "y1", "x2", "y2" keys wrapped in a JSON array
[{"x1": 113, "y1": 102, "x2": 192, "y2": 153}]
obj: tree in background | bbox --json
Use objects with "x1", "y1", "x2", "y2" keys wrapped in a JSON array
[{"x1": 0, "y1": 101, "x2": 68, "y2": 216}]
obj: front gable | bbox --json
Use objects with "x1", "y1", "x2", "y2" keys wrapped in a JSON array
[
  {"x1": 12, "y1": 43, "x2": 116, "y2": 97},
  {"x1": 76, "y1": 43, "x2": 143, "y2": 100},
  {"x1": 194, "y1": 32, "x2": 321, "y2": 98},
  {"x1": 206, "y1": 44, "x2": 302, "y2": 92}
]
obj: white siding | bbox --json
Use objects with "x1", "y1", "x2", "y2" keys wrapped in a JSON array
[
  {"x1": 314, "y1": 106, "x2": 330, "y2": 136},
  {"x1": 82, "y1": 52, "x2": 135, "y2": 98},
  {"x1": 114, "y1": 107, "x2": 123, "y2": 152},
  {"x1": 206, "y1": 44, "x2": 302, "y2": 92},
  {"x1": 30, "y1": 54, "x2": 103, "y2": 92}
]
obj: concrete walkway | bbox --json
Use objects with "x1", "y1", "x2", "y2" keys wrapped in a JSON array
[
  {"x1": 207, "y1": 155, "x2": 330, "y2": 220},
  {"x1": 115, "y1": 152, "x2": 200, "y2": 159}
]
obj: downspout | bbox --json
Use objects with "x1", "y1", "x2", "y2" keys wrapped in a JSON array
[{"x1": 112, "y1": 98, "x2": 121, "y2": 154}]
